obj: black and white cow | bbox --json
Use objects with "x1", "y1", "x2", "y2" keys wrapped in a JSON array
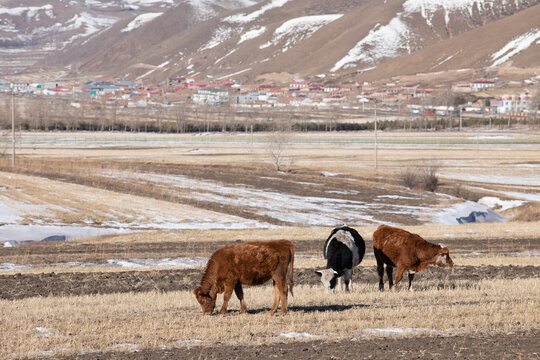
[{"x1": 315, "y1": 226, "x2": 366, "y2": 293}]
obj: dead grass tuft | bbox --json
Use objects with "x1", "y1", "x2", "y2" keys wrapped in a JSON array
[{"x1": 505, "y1": 202, "x2": 540, "y2": 222}]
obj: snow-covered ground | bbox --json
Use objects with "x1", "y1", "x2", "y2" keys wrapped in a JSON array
[
  {"x1": 121, "y1": 13, "x2": 163, "y2": 33},
  {"x1": 490, "y1": 28, "x2": 540, "y2": 67},
  {"x1": 0, "y1": 256, "x2": 208, "y2": 271},
  {"x1": 434, "y1": 200, "x2": 506, "y2": 225},
  {"x1": 0, "y1": 172, "x2": 271, "y2": 246},
  {"x1": 260, "y1": 14, "x2": 343, "y2": 52},
  {"x1": 1, "y1": 161, "x2": 526, "y2": 247},
  {"x1": 101, "y1": 170, "x2": 433, "y2": 227}
]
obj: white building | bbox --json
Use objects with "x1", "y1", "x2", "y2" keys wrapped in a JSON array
[{"x1": 192, "y1": 88, "x2": 230, "y2": 105}]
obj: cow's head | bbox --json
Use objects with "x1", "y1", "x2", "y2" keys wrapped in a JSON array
[
  {"x1": 193, "y1": 288, "x2": 216, "y2": 315},
  {"x1": 315, "y1": 268, "x2": 339, "y2": 293},
  {"x1": 435, "y1": 245, "x2": 454, "y2": 268}
]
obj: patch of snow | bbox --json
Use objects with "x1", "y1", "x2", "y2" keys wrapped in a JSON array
[
  {"x1": 321, "y1": 172, "x2": 340, "y2": 177},
  {"x1": 509, "y1": 251, "x2": 540, "y2": 257},
  {"x1": 122, "y1": 0, "x2": 174, "y2": 6},
  {"x1": 62, "y1": 12, "x2": 118, "y2": 46},
  {"x1": 402, "y1": 0, "x2": 512, "y2": 26},
  {"x1": 355, "y1": 327, "x2": 441, "y2": 338},
  {"x1": 111, "y1": 343, "x2": 141, "y2": 352},
  {"x1": 174, "y1": 339, "x2": 203, "y2": 346},
  {"x1": 280, "y1": 332, "x2": 319, "y2": 339},
  {"x1": 34, "y1": 327, "x2": 58, "y2": 338},
  {"x1": 331, "y1": 16, "x2": 411, "y2": 72},
  {"x1": 356, "y1": 66, "x2": 376, "y2": 73},
  {"x1": 200, "y1": 25, "x2": 239, "y2": 51},
  {"x1": 432, "y1": 52, "x2": 460, "y2": 68},
  {"x1": 224, "y1": 0, "x2": 289, "y2": 24},
  {"x1": 185, "y1": 0, "x2": 244, "y2": 22},
  {"x1": 0, "y1": 225, "x2": 132, "y2": 246},
  {"x1": 264, "y1": 15, "x2": 342, "y2": 52},
  {"x1": 135, "y1": 60, "x2": 170, "y2": 80},
  {"x1": 498, "y1": 191, "x2": 540, "y2": 202},
  {"x1": 1, "y1": 256, "x2": 210, "y2": 272},
  {"x1": 433, "y1": 201, "x2": 506, "y2": 225},
  {"x1": 216, "y1": 67, "x2": 251, "y2": 80},
  {"x1": 443, "y1": 173, "x2": 540, "y2": 186},
  {"x1": 0, "y1": 4, "x2": 54, "y2": 19},
  {"x1": 478, "y1": 196, "x2": 524, "y2": 211},
  {"x1": 238, "y1": 26, "x2": 266, "y2": 44},
  {"x1": 490, "y1": 28, "x2": 540, "y2": 67},
  {"x1": 377, "y1": 195, "x2": 420, "y2": 200},
  {"x1": 121, "y1": 13, "x2": 163, "y2": 33},
  {"x1": 0, "y1": 263, "x2": 34, "y2": 270},
  {"x1": 106, "y1": 257, "x2": 208, "y2": 268},
  {"x1": 214, "y1": 49, "x2": 237, "y2": 64}
]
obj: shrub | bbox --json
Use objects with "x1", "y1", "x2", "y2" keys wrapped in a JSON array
[{"x1": 400, "y1": 160, "x2": 440, "y2": 192}]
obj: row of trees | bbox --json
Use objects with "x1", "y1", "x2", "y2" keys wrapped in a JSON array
[{"x1": 0, "y1": 94, "x2": 539, "y2": 135}]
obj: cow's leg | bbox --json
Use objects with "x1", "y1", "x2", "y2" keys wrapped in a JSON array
[
  {"x1": 408, "y1": 271, "x2": 415, "y2": 291},
  {"x1": 386, "y1": 265, "x2": 394, "y2": 289},
  {"x1": 270, "y1": 280, "x2": 279, "y2": 315},
  {"x1": 375, "y1": 249, "x2": 385, "y2": 291},
  {"x1": 219, "y1": 284, "x2": 234, "y2": 315},
  {"x1": 270, "y1": 272, "x2": 288, "y2": 315},
  {"x1": 391, "y1": 265, "x2": 406, "y2": 290},
  {"x1": 344, "y1": 269, "x2": 353, "y2": 292},
  {"x1": 234, "y1": 282, "x2": 247, "y2": 314},
  {"x1": 279, "y1": 278, "x2": 288, "y2": 315},
  {"x1": 337, "y1": 276, "x2": 343, "y2": 292}
]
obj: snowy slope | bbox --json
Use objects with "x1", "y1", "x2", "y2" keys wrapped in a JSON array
[
  {"x1": 331, "y1": 0, "x2": 538, "y2": 72},
  {"x1": 0, "y1": 0, "x2": 261, "y2": 72},
  {"x1": 9, "y1": 0, "x2": 540, "y2": 82}
]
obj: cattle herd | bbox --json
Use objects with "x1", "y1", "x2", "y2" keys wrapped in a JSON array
[{"x1": 194, "y1": 225, "x2": 454, "y2": 315}]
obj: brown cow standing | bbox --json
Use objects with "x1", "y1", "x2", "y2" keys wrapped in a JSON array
[
  {"x1": 373, "y1": 225, "x2": 453, "y2": 291},
  {"x1": 194, "y1": 240, "x2": 294, "y2": 315}
]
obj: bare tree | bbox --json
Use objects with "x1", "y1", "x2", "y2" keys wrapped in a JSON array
[
  {"x1": 0, "y1": 129, "x2": 8, "y2": 157},
  {"x1": 267, "y1": 120, "x2": 293, "y2": 172}
]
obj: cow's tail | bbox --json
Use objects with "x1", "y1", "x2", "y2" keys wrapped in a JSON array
[{"x1": 288, "y1": 243, "x2": 294, "y2": 297}]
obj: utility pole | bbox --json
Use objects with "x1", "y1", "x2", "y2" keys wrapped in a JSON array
[
  {"x1": 11, "y1": 85, "x2": 15, "y2": 166},
  {"x1": 374, "y1": 100, "x2": 378, "y2": 169}
]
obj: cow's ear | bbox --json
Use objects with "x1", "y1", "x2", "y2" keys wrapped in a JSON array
[{"x1": 315, "y1": 270, "x2": 322, "y2": 277}]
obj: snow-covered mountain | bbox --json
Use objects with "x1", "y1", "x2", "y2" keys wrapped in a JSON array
[
  {"x1": 0, "y1": 0, "x2": 259, "y2": 74},
  {"x1": 4, "y1": 0, "x2": 540, "y2": 82}
]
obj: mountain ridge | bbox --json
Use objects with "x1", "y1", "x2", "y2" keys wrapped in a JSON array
[{"x1": 3, "y1": 0, "x2": 539, "y2": 84}]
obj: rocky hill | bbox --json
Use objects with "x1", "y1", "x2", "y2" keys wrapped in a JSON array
[
  {"x1": 0, "y1": 0, "x2": 259, "y2": 75},
  {"x1": 5, "y1": 0, "x2": 540, "y2": 83}
]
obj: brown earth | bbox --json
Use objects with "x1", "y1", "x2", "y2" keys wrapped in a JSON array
[
  {"x1": 2, "y1": 264, "x2": 540, "y2": 301},
  {"x1": 1, "y1": 237, "x2": 539, "y2": 301},
  {"x1": 46, "y1": 330, "x2": 540, "y2": 360},
  {"x1": 1, "y1": 237, "x2": 538, "y2": 266}
]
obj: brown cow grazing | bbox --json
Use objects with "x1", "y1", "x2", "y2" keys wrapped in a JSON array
[
  {"x1": 194, "y1": 240, "x2": 294, "y2": 315},
  {"x1": 373, "y1": 225, "x2": 453, "y2": 291}
]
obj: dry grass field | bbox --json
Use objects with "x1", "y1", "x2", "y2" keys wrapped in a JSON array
[{"x1": 0, "y1": 130, "x2": 539, "y2": 359}]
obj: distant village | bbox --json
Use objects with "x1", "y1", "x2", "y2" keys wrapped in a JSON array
[{"x1": 1, "y1": 76, "x2": 538, "y2": 118}]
